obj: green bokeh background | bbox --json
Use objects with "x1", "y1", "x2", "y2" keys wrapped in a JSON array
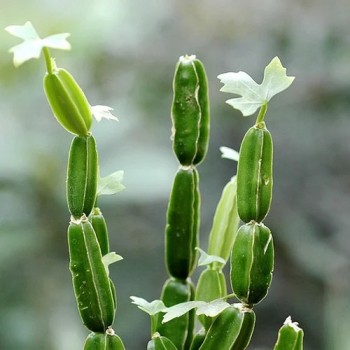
[{"x1": 1, "y1": 0, "x2": 350, "y2": 349}]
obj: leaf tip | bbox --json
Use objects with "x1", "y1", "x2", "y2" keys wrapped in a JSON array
[
  {"x1": 91, "y1": 105, "x2": 118, "y2": 122},
  {"x1": 220, "y1": 146, "x2": 239, "y2": 161}
]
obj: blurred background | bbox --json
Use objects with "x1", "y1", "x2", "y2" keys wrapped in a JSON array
[{"x1": 1, "y1": 0, "x2": 350, "y2": 349}]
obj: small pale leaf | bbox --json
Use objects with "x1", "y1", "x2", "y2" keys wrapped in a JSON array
[
  {"x1": 262, "y1": 57, "x2": 295, "y2": 101},
  {"x1": 102, "y1": 252, "x2": 123, "y2": 276},
  {"x1": 9, "y1": 41, "x2": 43, "y2": 67},
  {"x1": 220, "y1": 146, "x2": 239, "y2": 161},
  {"x1": 97, "y1": 171, "x2": 125, "y2": 196},
  {"x1": 196, "y1": 247, "x2": 226, "y2": 266},
  {"x1": 5, "y1": 21, "x2": 39, "y2": 40},
  {"x1": 5, "y1": 21, "x2": 71, "y2": 67},
  {"x1": 42, "y1": 33, "x2": 71, "y2": 50},
  {"x1": 218, "y1": 56, "x2": 294, "y2": 116},
  {"x1": 91, "y1": 105, "x2": 118, "y2": 122},
  {"x1": 130, "y1": 296, "x2": 167, "y2": 316},
  {"x1": 196, "y1": 299, "x2": 230, "y2": 317},
  {"x1": 162, "y1": 301, "x2": 206, "y2": 323}
]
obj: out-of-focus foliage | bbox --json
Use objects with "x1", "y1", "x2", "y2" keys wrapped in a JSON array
[{"x1": 1, "y1": 0, "x2": 350, "y2": 349}]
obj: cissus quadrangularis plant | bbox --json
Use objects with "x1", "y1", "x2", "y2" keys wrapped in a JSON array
[
  {"x1": 6, "y1": 21, "x2": 125, "y2": 350},
  {"x1": 6, "y1": 21, "x2": 303, "y2": 350},
  {"x1": 218, "y1": 56, "x2": 294, "y2": 308},
  {"x1": 132, "y1": 55, "x2": 302, "y2": 350}
]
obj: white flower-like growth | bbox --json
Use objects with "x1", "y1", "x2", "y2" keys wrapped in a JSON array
[
  {"x1": 91, "y1": 105, "x2": 118, "y2": 122},
  {"x1": 220, "y1": 146, "x2": 239, "y2": 162},
  {"x1": 5, "y1": 21, "x2": 71, "y2": 67},
  {"x1": 218, "y1": 57, "x2": 295, "y2": 116}
]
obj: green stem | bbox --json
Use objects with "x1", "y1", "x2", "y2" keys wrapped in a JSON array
[
  {"x1": 151, "y1": 315, "x2": 157, "y2": 336},
  {"x1": 255, "y1": 103, "x2": 268, "y2": 125},
  {"x1": 43, "y1": 47, "x2": 53, "y2": 74}
]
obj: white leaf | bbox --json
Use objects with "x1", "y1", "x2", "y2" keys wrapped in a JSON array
[
  {"x1": 262, "y1": 57, "x2": 295, "y2": 101},
  {"x1": 196, "y1": 247, "x2": 226, "y2": 267},
  {"x1": 97, "y1": 171, "x2": 125, "y2": 196},
  {"x1": 130, "y1": 296, "x2": 167, "y2": 316},
  {"x1": 5, "y1": 21, "x2": 71, "y2": 67},
  {"x1": 196, "y1": 299, "x2": 230, "y2": 317},
  {"x1": 91, "y1": 105, "x2": 118, "y2": 122},
  {"x1": 219, "y1": 71, "x2": 263, "y2": 116},
  {"x1": 42, "y1": 33, "x2": 71, "y2": 50},
  {"x1": 218, "y1": 57, "x2": 294, "y2": 116},
  {"x1": 102, "y1": 252, "x2": 123, "y2": 276},
  {"x1": 162, "y1": 301, "x2": 206, "y2": 323},
  {"x1": 220, "y1": 146, "x2": 239, "y2": 161},
  {"x1": 5, "y1": 21, "x2": 39, "y2": 40},
  {"x1": 9, "y1": 41, "x2": 43, "y2": 67}
]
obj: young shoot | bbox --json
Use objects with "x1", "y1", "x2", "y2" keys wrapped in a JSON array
[{"x1": 217, "y1": 56, "x2": 295, "y2": 123}]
